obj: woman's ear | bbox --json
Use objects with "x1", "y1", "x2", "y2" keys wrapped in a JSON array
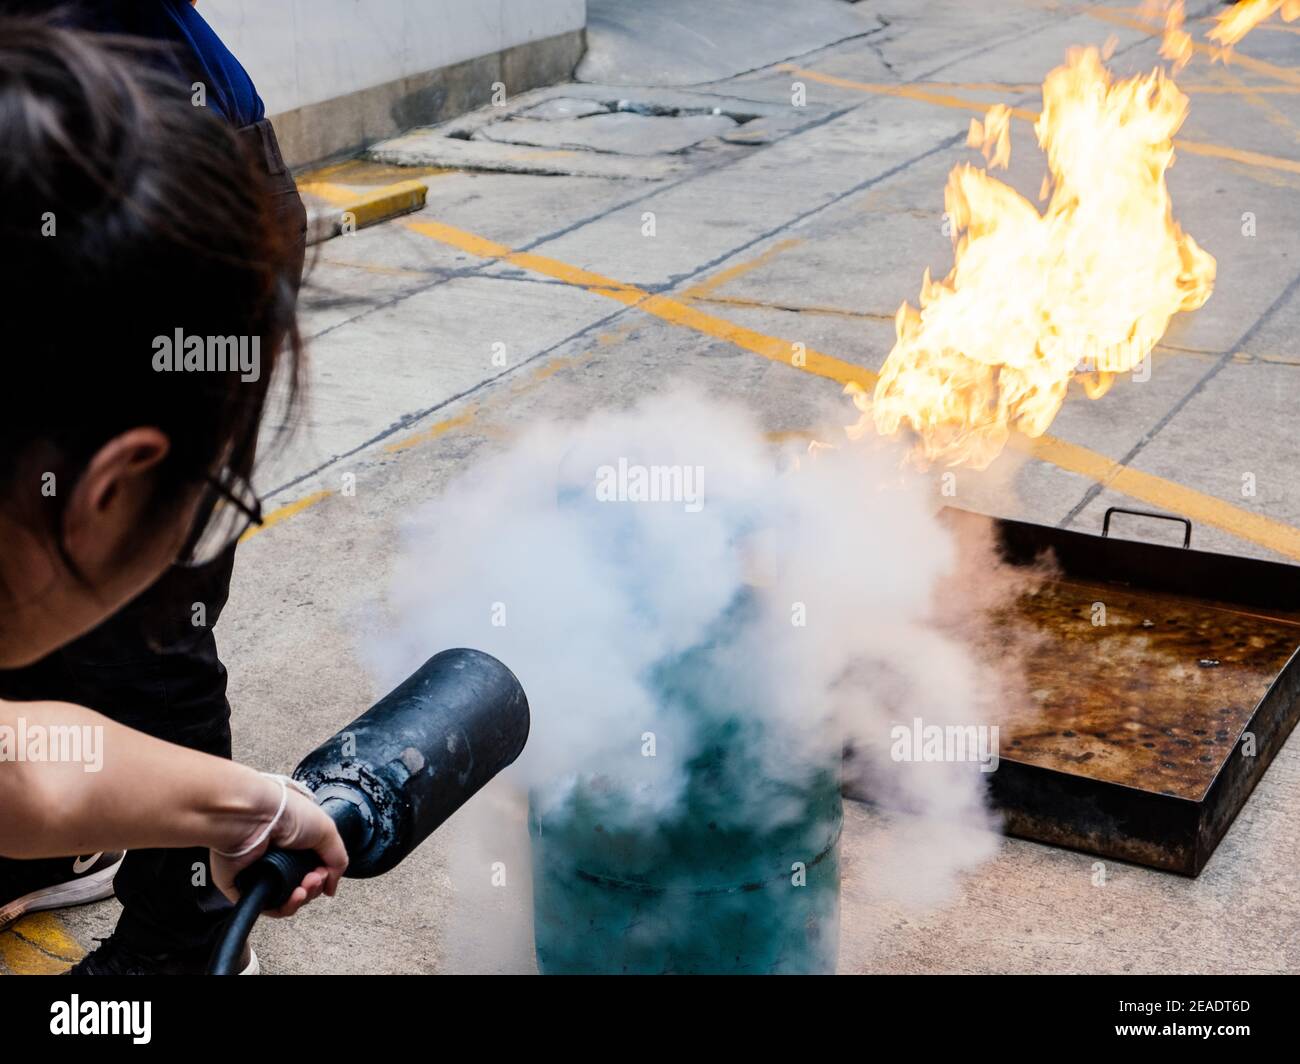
[{"x1": 61, "y1": 428, "x2": 172, "y2": 574}]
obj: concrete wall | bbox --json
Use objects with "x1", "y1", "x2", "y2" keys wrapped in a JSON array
[{"x1": 203, "y1": 0, "x2": 587, "y2": 167}]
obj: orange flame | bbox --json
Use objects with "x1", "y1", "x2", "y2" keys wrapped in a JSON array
[
  {"x1": 1144, "y1": 0, "x2": 1195, "y2": 70},
  {"x1": 1209, "y1": 0, "x2": 1300, "y2": 47},
  {"x1": 855, "y1": 46, "x2": 1217, "y2": 470}
]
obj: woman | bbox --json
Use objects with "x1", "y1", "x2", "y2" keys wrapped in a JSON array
[
  {"x1": 0, "y1": 17, "x2": 345, "y2": 971},
  {"x1": 0, "y1": 0, "x2": 311, "y2": 975}
]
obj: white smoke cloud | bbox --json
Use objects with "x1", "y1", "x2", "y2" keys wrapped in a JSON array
[{"x1": 370, "y1": 388, "x2": 1007, "y2": 971}]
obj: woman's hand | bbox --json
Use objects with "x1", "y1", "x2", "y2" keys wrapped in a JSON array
[
  {"x1": 210, "y1": 776, "x2": 349, "y2": 917},
  {"x1": 0, "y1": 700, "x2": 348, "y2": 915}
]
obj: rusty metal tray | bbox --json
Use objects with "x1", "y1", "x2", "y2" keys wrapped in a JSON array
[{"x1": 947, "y1": 506, "x2": 1300, "y2": 876}]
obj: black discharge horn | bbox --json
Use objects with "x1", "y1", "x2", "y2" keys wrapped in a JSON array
[{"x1": 208, "y1": 648, "x2": 530, "y2": 974}]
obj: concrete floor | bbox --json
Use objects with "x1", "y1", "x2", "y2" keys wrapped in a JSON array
[{"x1": 8, "y1": 0, "x2": 1300, "y2": 974}]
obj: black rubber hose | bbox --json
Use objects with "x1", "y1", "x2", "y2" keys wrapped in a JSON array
[
  {"x1": 208, "y1": 876, "x2": 276, "y2": 976},
  {"x1": 206, "y1": 800, "x2": 369, "y2": 975}
]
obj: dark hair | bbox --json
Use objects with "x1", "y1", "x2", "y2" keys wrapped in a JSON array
[{"x1": 0, "y1": 15, "x2": 302, "y2": 539}]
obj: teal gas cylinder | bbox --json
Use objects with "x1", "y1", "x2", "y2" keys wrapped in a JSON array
[{"x1": 529, "y1": 593, "x2": 843, "y2": 974}]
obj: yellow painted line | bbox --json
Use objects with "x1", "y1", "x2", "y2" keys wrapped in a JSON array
[
  {"x1": 780, "y1": 65, "x2": 1037, "y2": 120},
  {"x1": 1214, "y1": 21, "x2": 1300, "y2": 37},
  {"x1": 0, "y1": 913, "x2": 84, "y2": 975},
  {"x1": 521, "y1": 353, "x2": 586, "y2": 385},
  {"x1": 596, "y1": 326, "x2": 636, "y2": 346},
  {"x1": 849, "y1": 78, "x2": 1300, "y2": 96},
  {"x1": 385, "y1": 351, "x2": 609, "y2": 456},
  {"x1": 404, "y1": 219, "x2": 873, "y2": 387},
  {"x1": 1088, "y1": 6, "x2": 1300, "y2": 88},
  {"x1": 299, "y1": 160, "x2": 374, "y2": 183},
  {"x1": 1183, "y1": 81, "x2": 1300, "y2": 94},
  {"x1": 0, "y1": 935, "x2": 69, "y2": 975},
  {"x1": 767, "y1": 425, "x2": 1300, "y2": 556},
  {"x1": 764, "y1": 428, "x2": 820, "y2": 444},
  {"x1": 241, "y1": 343, "x2": 626, "y2": 529},
  {"x1": 784, "y1": 66, "x2": 1300, "y2": 178},
  {"x1": 297, "y1": 160, "x2": 449, "y2": 185},
  {"x1": 240, "y1": 489, "x2": 333, "y2": 545},
  {"x1": 1014, "y1": 434, "x2": 1300, "y2": 559},
  {"x1": 385, "y1": 408, "x2": 479, "y2": 454},
  {"x1": 915, "y1": 80, "x2": 1040, "y2": 94},
  {"x1": 400, "y1": 217, "x2": 1300, "y2": 562},
  {"x1": 1173, "y1": 136, "x2": 1300, "y2": 174},
  {"x1": 1204, "y1": 58, "x2": 1300, "y2": 143},
  {"x1": 297, "y1": 179, "x2": 429, "y2": 228},
  {"x1": 680, "y1": 238, "x2": 803, "y2": 301}
]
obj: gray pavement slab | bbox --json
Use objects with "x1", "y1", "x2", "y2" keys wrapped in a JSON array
[
  {"x1": 1160, "y1": 155, "x2": 1300, "y2": 356},
  {"x1": 475, "y1": 111, "x2": 741, "y2": 155},
  {"x1": 520, "y1": 98, "x2": 973, "y2": 289},
  {"x1": 1239, "y1": 278, "x2": 1300, "y2": 360},
  {"x1": 517, "y1": 97, "x2": 611, "y2": 120},
  {"x1": 441, "y1": 83, "x2": 801, "y2": 133},
  {"x1": 810, "y1": 0, "x2": 1107, "y2": 85},
  {"x1": 367, "y1": 131, "x2": 688, "y2": 180},
  {"x1": 335, "y1": 170, "x2": 638, "y2": 256},
  {"x1": 1068, "y1": 356, "x2": 1300, "y2": 563},
  {"x1": 262, "y1": 273, "x2": 624, "y2": 497},
  {"x1": 577, "y1": 0, "x2": 883, "y2": 87}
]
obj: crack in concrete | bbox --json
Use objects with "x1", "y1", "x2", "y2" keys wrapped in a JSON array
[
  {"x1": 864, "y1": 16, "x2": 900, "y2": 77},
  {"x1": 1060, "y1": 265, "x2": 1300, "y2": 532},
  {"x1": 470, "y1": 111, "x2": 745, "y2": 159},
  {"x1": 7, "y1": 924, "x2": 80, "y2": 963}
]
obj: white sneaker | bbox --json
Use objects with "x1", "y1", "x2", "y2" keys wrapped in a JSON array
[{"x1": 0, "y1": 851, "x2": 124, "y2": 929}]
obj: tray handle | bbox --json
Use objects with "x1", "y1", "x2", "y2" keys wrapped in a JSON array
[{"x1": 1101, "y1": 506, "x2": 1192, "y2": 548}]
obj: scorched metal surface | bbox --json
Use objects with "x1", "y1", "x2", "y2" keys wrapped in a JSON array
[{"x1": 947, "y1": 507, "x2": 1300, "y2": 876}]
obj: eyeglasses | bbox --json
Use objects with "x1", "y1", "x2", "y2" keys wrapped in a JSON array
[{"x1": 177, "y1": 468, "x2": 264, "y2": 567}]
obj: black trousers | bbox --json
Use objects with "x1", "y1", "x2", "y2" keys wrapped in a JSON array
[{"x1": 0, "y1": 118, "x2": 307, "y2": 953}]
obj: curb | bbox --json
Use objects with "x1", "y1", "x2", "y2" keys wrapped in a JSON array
[{"x1": 299, "y1": 178, "x2": 429, "y2": 245}]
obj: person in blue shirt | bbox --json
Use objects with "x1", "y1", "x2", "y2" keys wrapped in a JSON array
[
  {"x1": 128, "y1": 0, "x2": 268, "y2": 126},
  {"x1": 0, "y1": 1, "x2": 309, "y2": 975},
  {"x1": 3, "y1": 0, "x2": 265, "y2": 125}
]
